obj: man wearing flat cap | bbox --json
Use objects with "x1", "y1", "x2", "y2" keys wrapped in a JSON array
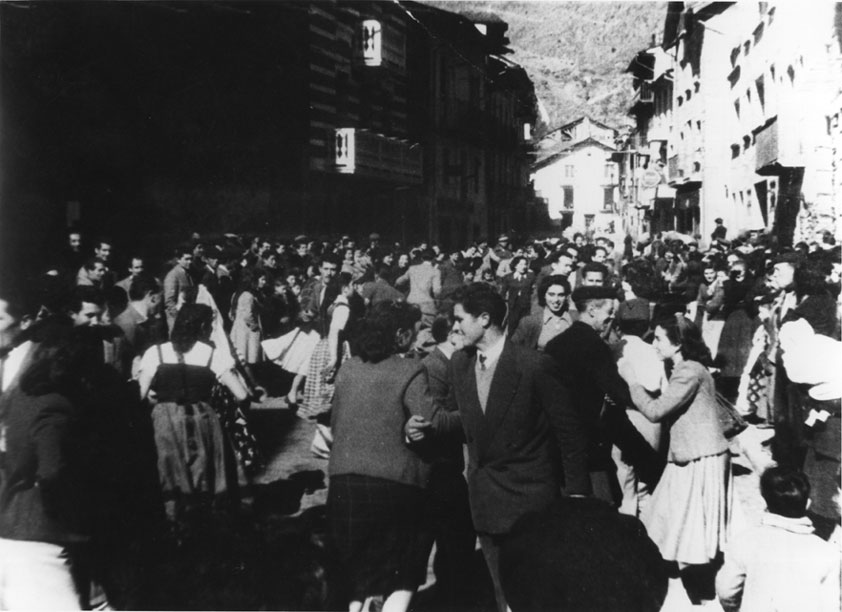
[
  {"x1": 711, "y1": 217, "x2": 727, "y2": 243},
  {"x1": 544, "y1": 286, "x2": 665, "y2": 505}
]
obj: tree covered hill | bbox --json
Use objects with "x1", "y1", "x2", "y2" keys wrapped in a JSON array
[{"x1": 420, "y1": 1, "x2": 667, "y2": 134}]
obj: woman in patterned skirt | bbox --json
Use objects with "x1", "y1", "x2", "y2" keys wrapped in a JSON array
[{"x1": 138, "y1": 304, "x2": 250, "y2": 522}]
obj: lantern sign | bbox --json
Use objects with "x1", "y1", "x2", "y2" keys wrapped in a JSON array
[
  {"x1": 641, "y1": 168, "x2": 662, "y2": 188},
  {"x1": 361, "y1": 20, "x2": 382, "y2": 67}
]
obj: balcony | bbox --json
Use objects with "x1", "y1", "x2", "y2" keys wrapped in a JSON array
[
  {"x1": 755, "y1": 116, "x2": 780, "y2": 175},
  {"x1": 334, "y1": 128, "x2": 423, "y2": 184},
  {"x1": 667, "y1": 154, "x2": 682, "y2": 183}
]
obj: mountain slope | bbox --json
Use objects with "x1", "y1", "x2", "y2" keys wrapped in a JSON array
[{"x1": 420, "y1": 1, "x2": 667, "y2": 133}]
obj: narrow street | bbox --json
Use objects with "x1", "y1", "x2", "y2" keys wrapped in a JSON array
[{"x1": 246, "y1": 400, "x2": 775, "y2": 612}]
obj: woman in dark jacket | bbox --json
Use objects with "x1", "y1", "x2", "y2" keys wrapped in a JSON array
[
  {"x1": 715, "y1": 260, "x2": 759, "y2": 403},
  {"x1": 500, "y1": 256, "x2": 536, "y2": 336},
  {"x1": 327, "y1": 301, "x2": 452, "y2": 612}
]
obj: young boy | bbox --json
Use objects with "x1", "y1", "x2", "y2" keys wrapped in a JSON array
[{"x1": 716, "y1": 467, "x2": 840, "y2": 611}]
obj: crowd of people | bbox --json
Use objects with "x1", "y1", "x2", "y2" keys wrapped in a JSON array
[{"x1": 0, "y1": 223, "x2": 839, "y2": 611}]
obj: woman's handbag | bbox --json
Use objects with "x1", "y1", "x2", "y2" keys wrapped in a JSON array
[{"x1": 715, "y1": 391, "x2": 748, "y2": 439}]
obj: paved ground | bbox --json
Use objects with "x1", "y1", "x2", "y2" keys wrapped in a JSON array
[{"x1": 248, "y1": 398, "x2": 777, "y2": 612}]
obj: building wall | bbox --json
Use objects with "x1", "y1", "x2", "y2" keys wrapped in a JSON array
[
  {"x1": 623, "y1": 2, "x2": 841, "y2": 247},
  {"x1": 534, "y1": 143, "x2": 618, "y2": 232}
]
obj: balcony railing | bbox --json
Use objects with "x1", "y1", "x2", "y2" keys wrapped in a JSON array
[
  {"x1": 334, "y1": 128, "x2": 423, "y2": 184},
  {"x1": 667, "y1": 154, "x2": 683, "y2": 182}
]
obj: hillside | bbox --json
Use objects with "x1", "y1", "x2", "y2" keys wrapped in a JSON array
[{"x1": 420, "y1": 1, "x2": 667, "y2": 134}]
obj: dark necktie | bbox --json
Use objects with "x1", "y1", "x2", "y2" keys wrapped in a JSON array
[{"x1": 478, "y1": 353, "x2": 487, "y2": 370}]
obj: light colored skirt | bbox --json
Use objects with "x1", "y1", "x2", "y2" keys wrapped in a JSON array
[
  {"x1": 701, "y1": 316, "x2": 725, "y2": 357},
  {"x1": 642, "y1": 451, "x2": 732, "y2": 565}
]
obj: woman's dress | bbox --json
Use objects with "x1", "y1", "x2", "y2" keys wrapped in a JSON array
[
  {"x1": 630, "y1": 360, "x2": 732, "y2": 566},
  {"x1": 139, "y1": 342, "x2": 234, "y2": 510},
  {"x1": 300, "y1": 298, "x2": 351, "y2": 417},
  {"x1": 230, "y1": 290, "x2": 262, "y2": 364}
]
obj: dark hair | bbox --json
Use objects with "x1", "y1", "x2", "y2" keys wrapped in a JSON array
[
  {"x1": 353, "y1": 301, "x2": 422, "y2": 363},
  {"x1": 319, "y1": 254, "x2": 341, "y2": 269},
  {"x1": 174, "y1": 243, "x2": 193, "y2": 258},
  {"x1": 83, "y1": 256, "x2": 106, "y2": 272},
  {"x1": 128, "y1": 274, "x2": 159, "y2": 301},
  {"x1": 795, "y1": 257, "x2": 832, "y2": 299},
  {"x1": 337, "y1": 271, "x2": 354, "y2": 289},
  {"x1": 375, "y1": 263, "x2": 392, "y2": 278},
  {"x1": 622, "y1": 260, "x2": 657, "y2": 299},
  {"x1": 20, "y1": 325, "x2": 103, "y2": 397},
  {"x1": 510, "y1": 256, "x2": 527, "y2": 271},
  {"x1": 170, "y1": 304, "x2": 214, "y2": 354},
  {"x1": 68, "y1": 286, "x2": 104, "y2": 314},
  {"x1": 617, "y1": 317, "x2": 649, "y2": 338},
  {"x1": 430, "y1": 315, "x2": 452, "y2": 344},
  {"x1": 656, "y1": 315, "x2": 711, "y2": 365},
  {"x1": 94, "y1": 236, "x2": 112, "y2": 249},
  {"x1": 548, "y1": 249, "x2": 574, "y2": 266},
  {"x1": 760, "y1": 466, "x2": 811, "y2": 518},
  {"x1": 104, "y1": 286, "x2": 128, "y2": 317},
  {"x1": 420, "y1": 248, "x2": 435, "y2": 262},
  {"x1": 537, "y1": 275, "x2": 570, "y2": 308},
  {"x1": 452, "y1": 283, "x2": 507, "y2": 329},
  {"x1": 581, "y1": 262, "x2": 608, "y2": 279}
]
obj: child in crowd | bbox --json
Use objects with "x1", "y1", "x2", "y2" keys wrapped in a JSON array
[{"x1": 716, "y1": 466, "x2": 840, "y2": 612}]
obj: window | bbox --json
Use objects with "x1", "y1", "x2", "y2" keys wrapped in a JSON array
[
  {"x1": 694, "y1": 81, "x2": 701, "y2": 94},
  {"x1": 584, "y1": 214, "x2": 595, "y2": 230},
  {"x1": 731, "y1": 144, "x2": 740, "y2": 159},
  {"x1": 677, "y1": 95, "x2": 684, "y2": 107},
  {"x1": 743, "y1": 135, "x2": 751, "y2": 151},
  {"x1": 564, "y1": 165, "x2": 575, "y2": 178},
  {"x1": 730, "y1": 46, "x2": 740, "y2": 68},
  {"x1": 753, "y1": 22, "x2": 764, "y2": 45},
  {"x1": 563, "y1": 186, "x2": 574, "y2": 209},
  {"x1": 756, "y1": 76, "x2": 765, "y2": 110},
  {"x1": 603, "y1": 187, "x2": 614, "y2": 211},
  {"x1": 361, "y1": 20, "x2": 382, "y2": 67},
  {"x1": 604, "y1": 163, "x2": 614, "y2": 179},
  {"x1": 744, "y1": 40, "x2": 751, "y2": 56},
  {"x1": 686, "y1": 89, "x2": 692, "y2": 101},
  {"x1": 768, "y1": 6, "x2": 775, "y2": 25},
  {"x1": 734, "y1": 99, "x2": 741, "y2": 118}
]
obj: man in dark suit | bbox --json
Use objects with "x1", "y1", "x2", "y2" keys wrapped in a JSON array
[
  {"x1": 409, "y1": 283, "x2": 589, "y2": 612},
  {"x1": 303, "y1": 254, "x2": 340, "y2": 326},
  {"x1": 544, "y1": 286, "x2": 665, "y2": 505},
  {"x1": 415, "y1": 315, "x2": 475, "y2": 608}
]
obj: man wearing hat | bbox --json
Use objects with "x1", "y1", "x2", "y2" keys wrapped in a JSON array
[
  {"x1": 544, "y1": 286, "x2": 665, "y2": 505},
  {"x1": 711, "y1": 217, "x2": 727, "y2": 243},
  {"x1": 487, "y1": 234, "x2": 513, "y2": 276}
]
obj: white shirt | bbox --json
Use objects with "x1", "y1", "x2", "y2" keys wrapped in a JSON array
[
  {"x1": 2, "y1": 341, "x2": 32, "y2": 392},
  {"x1": 137, "y1": 341, "x2": 235, "y2": 398},
  {"x1": 476, "y1": 335, "x2": 505, "y2": 374}
]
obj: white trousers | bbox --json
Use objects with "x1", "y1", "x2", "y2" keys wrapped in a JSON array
[{"x1": 0, "y1": 538, "x2": 81, "y2": 610}]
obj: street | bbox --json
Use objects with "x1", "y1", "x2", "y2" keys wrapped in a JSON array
[{"x1": 237, "y1": 400, "x2": 774, "y2": 612}]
